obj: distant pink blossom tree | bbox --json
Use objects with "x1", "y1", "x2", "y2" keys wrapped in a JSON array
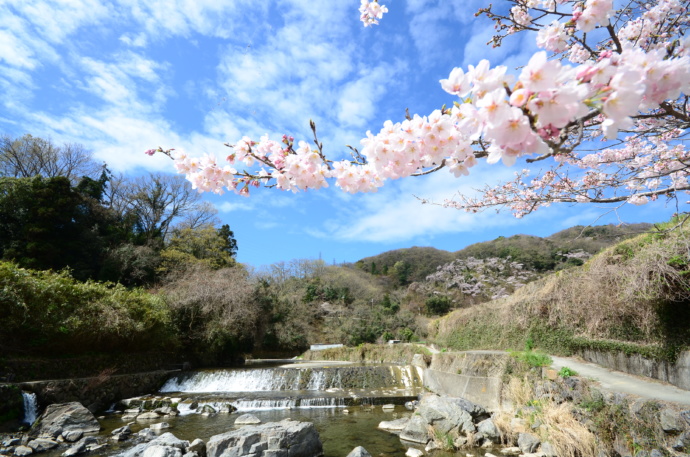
[{"x1": 148, "y1": 0, "x2": 690, "y2": 218}]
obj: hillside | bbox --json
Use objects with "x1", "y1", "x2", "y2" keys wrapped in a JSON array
[
  {"x1": 354, "y1": 223, "x2": 654, "y2": 281},
  {"x1": 429, "y1": 218, "x2": 690, "y2": 363}
]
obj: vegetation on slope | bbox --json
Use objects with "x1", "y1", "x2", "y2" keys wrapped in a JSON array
[{"x1": 430, "y1": 218, "x2": 690, "y2": 362}]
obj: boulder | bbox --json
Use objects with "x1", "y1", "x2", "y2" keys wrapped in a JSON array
[
  {"x1": 14, "y1": 446, "x2": 33, "y2": 456},
  {"x1": 61, "y1": 431, "x2": 83, "y2": 443},
  {"x1": 416, "y1": 394, "x2": 475, "y2": 435},
  {"x1": 206, "y1": 419, "x2": 322, "y2": 457},
  {"x1": 405, "y1": 448, "x2": 423, "y2": 457},
  {"x1": 137, "y1": 428, "x2": 158, "y2": 441},
  {"x1": 137, "y1": 412, "x2": 161, "y2": 420},
  {"x1": 399, "y1": 415, "x2": 430, "y2": 444},
  {"x1": 541, "y1": 441, "x2": 557, "y2": 457},
  {"x1": 476, "y1": 419, "x2": 500, "y2": 444},
  {"x1": 234, "y1": 414, "x2": 262, "y2": 425},
  {"x1": 30, "y1": 402, "x2": 100, "y2": 439},
  {"x1": 188, "y1": 439, "x2": 206, "y2": 457},
  {"x1": 62, "y1": 440, "x2": 87, "y2": 457},
  {"x1": 142, "y1": 445, "x2": 183, "y2": 457},
  {"x1": 672, "y1": 431, "x2": 690, "y2": 451},
  {"x1": 112, "y1": 425, "x2": 132, "y2": 436},
  {"x1": 346, "y1": 446, "x2": 372, "y2": 457},
  {"x1": 199, "y1": 405, "x2": 216, "y2": 416},
  {"x1": 217, "y1": 404, "x2": 236, "y2": 414},
  {"x1": 27, "y1": 439, "x2": 58, "y2": 452},
  {"x1": 660, "y1": 408, "x2": 682, "y2": 434},
  {"x1": 151, "y1": 422, "x2": 171, "y2": 431},
  {"x1": 378, "y1": 418, "x2": 409, "y2": 431},
  {"x1": 517, "y1": 433, "x2": 540, "y2": 454}
]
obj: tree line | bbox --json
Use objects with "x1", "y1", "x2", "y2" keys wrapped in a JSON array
[{"x1": 0, "y1": 134, "x2": 237, "y2": 285}]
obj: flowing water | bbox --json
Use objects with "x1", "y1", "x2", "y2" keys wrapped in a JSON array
[
  {"x1": 21, "y1": 391, "x2": 38, "y2": 426},
  {"x1": 39, "y1": 362, "x2": 486, "y2": 457}
]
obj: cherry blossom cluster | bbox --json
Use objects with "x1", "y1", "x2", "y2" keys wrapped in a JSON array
[
  {"x1": 359, "y1": 0, "x2": 388, "y2": 27},
  {"x1": 148, "y1": 0, "x2": 690, "y2": 216}
]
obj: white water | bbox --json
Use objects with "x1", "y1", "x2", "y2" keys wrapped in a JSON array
[
  {"x1": 22, "y1": 391, "x2": 38, "y2": 426},
  {"x1": 160, "y1": 365, "x2": 423, "y2": 394}
]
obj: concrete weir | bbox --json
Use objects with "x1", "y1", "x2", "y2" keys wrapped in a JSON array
[{"x1": 415, "y1": 350, "x2": 509, "y2": 410}]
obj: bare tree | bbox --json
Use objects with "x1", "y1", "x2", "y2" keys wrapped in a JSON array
[
  {"x1": 0, "y1": 134, "x2": 102, "y2": 182},
  {"x1": 105, "y1": 172, "x2": 219, "y2": 241}
]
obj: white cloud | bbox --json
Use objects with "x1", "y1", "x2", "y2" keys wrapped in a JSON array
[{"x1": 314, "y1": 163, "x2": 522, "y2": 243}]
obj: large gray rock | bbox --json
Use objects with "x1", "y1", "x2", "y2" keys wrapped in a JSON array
[
  {"x1": 399, "y1": 415, "x2": 430, "y2": 444},
  {"x1": 660, "y1": 408, "x2": 682, "y2": 433},
  {"x1": 118, "y1": 433, "x2": 189, "y2": 457},
  {"x1": 14, "y1": 446, "x2": 33, "y2": 456},
  {"x1": 188, "y1": 439, "x2": 206, "y2": 457},
  {"x1": 378, "y1": 418, "x2": 410, "y2": 431},
  {"x1": 346, "y1": 447, "x2": 371, "y2": 457},
  {"x1": 206, "y1": 419, "x2": 322, "y2": 457},
  {"x1": 27, "y1": 439, "x2": 58, "y2": 452},
  {"x1": 142, "y1": 446, "x2": 183, "y2": 457},
  {"x1": 30, "y1": 402, "x2": 100, "y2": 439},
  {"x1": 234, "y1": 414, "x2": 261, "y2": 425},
  {"x1": 416, "y1": 394, "x2": 475, "y2": 435},
  {"x1": 476, "y1": 419, "x2": 500, "y2": 443},
  {"x1": 517, "y1": 433, "x2": 540, "y2": 454}
]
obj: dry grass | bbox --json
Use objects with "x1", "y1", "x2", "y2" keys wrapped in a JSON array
[
  {"x1": 539, "y1": 401, "x2": 598, "y2": 457},
  {"x1": 431, "y1": 223, "x2": 690, "y2": 353}
]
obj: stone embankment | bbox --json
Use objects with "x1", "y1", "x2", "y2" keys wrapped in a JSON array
[
  {"x1": 408, "y1": 349, "x2": 690, "y2": 456},
  {"x1": 19, "y1": 370, "x2": 176, "y2": 413}
]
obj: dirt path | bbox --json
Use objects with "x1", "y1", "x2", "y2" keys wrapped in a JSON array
[{"x1": 550, "y1": 355, "x2": 690, "y2": 406}]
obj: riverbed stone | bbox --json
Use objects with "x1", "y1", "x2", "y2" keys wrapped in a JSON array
[
  {"x1": 417, "y1": 394, "x2": 475, "y2": 435},
  {"x1": 27, "y1": 439, "x2": 58, "y2": 452},
  {"x1": 517, "y1": 433, "x2": 540, "y2": 454},
  {"x1": 405, "y1": 448, "x2": 423, "y2": 457},
  {"x1": 13, "y1": 446, "x2": 33, "y2": 456},
  {"x1": 477, "y1": 419, "x2": 500, "y2": 444},
  {"x1": 378, "y1": 418, "x2": 409, "y2": 431},
  {"x1": 30, "y1": 402, "x2": 100, "y2": 439},
  {"x1": 61, "y1": 431, "x2": 83, "y2": 443},
  {"x1": 142, "y1": 445, "x2": 183, "y2": 457},
  {"x1": 400, "y1": 415, "x2": 430, "y2": 444},
  {"x1": 346, "y1": 446, "x2": 371, "y2": 457},
  {"x1": 206, "y1": 419, "x2": 322, "y2": 457},
  {"x1": 234, "y1": 414, "x2": 261, "y2": 425},
  {"x1": 188, "y1": 439, "x2": 206, "y2": 457},
  {"x1": 137, "y1": 412, "x2": 161, "y2": 420},
  {"x1": 199, "y1": 405, "x2": 216, "y2": 416},
  {"x1": 151, "y1": 422, "x2": 171, "y2": 431}
]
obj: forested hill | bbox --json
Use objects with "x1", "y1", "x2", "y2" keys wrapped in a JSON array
[{"x1": 354, "y1": 223, "x2": 653, "y2": 282}]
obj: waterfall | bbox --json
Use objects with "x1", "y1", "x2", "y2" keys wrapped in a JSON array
[
  {"x1": 160, "y1": 365, "x2": 423, "y2": 394},
  {"x1": 22, "y1": 391, "x2": 38, "y2": 426}
]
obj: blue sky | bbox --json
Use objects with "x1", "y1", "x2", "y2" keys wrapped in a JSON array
[{"x1": 0, "y1": 0, "x2": 678, "y2": 268}]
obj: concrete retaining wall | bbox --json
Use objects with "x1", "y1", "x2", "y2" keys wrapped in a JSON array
[
  {"x1": 577, "y1": 349, "x2": 690, "y2": 391},
  {"x1": 420, "y1": 351, "x2": 510, "y2": 410},
  {"x1": 18, "y1": 370, "x2": 176, "y2": 414}
]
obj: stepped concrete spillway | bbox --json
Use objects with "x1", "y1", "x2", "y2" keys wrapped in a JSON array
[{"x1": 155, "y1": 363, "x2": 424, "y2": 413}]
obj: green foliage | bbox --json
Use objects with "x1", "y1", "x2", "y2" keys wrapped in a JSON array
[
  {"x1": 0, "y1": 261, "x2": 175, "y2": 354},
  {"x1": 425, "y1": 295, "x2": 452, "y2": 316},
  {"x1": 0, "y1": 176, "x2": 121, "y2": 281},
  {"x1": 510, "y1": 350, "x2": 552, "y2": 368},
  {"x1": 558, "y1": 366, "x2": 578, "y2": 378},
  {"x1": 158, "y1": 225, "x2": 236, "y2": 275}
]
